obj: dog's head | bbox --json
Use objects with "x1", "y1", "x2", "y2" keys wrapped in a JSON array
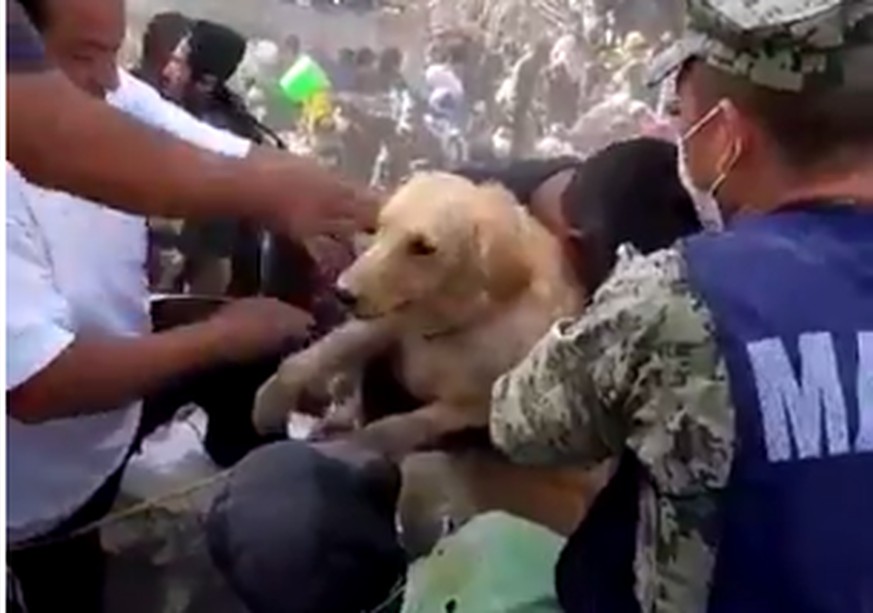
[{"x1": 337, "y1": 172, "x2": 532, "y2": 328}]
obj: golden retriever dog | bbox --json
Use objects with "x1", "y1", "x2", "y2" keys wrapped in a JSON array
[{"x1": 254, "y1": 172, "x2": 608, "y2": 552}]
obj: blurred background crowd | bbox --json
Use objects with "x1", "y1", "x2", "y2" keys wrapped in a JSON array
[{"x1": 124, "y1": 0, "x2": 683, "y2": 296}]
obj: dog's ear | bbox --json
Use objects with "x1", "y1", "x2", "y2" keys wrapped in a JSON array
[{"x1": 473, "y1": 184, "x2": 532, "y2": 302}]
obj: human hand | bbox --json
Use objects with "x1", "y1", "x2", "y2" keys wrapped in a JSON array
[
  {"x1": 291, "y1": 168, "x2": 380, "y2": 238},
  {"x1": 255, "y1": 150, "x2": 381, "y2": 239},
  {"x1": 207, "y1": 297, "x2": 314, "y2": 362}
]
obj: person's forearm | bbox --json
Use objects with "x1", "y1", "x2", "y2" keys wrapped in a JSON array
[
  {"x1": 8, "y1": 71, "x2": 292, "y2": 223},
  {"x1": 7, "y1": 321, "x2": 231, "y2": 424}
]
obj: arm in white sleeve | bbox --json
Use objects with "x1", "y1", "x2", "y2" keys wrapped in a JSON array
[
  {"x1": 5, "y1": 166, "x2": 75, "y2": 390},
  {"x1": 108, "y1": 69, "x2": 252, "y2": 158}
]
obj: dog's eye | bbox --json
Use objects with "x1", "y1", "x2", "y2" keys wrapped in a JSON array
[{"x1": 408, "y1": 237, "x2": 436, "y2": 256}]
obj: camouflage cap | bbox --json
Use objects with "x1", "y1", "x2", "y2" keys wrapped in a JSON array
[{"x1": 647, "y1": 0, "x2": 873, "y2": 92}]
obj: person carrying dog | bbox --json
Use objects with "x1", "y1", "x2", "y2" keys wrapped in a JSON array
[{"x1": 489, "y1": 1, "x2": 873, "y2": 611}]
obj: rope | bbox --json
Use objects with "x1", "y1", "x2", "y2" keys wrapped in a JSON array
[
  {"x1": 9, "y1": 469, "x2": 417, "y2": 609},
  {"x1": 368, "y1": 576, "x2": 407, "y2": 613},
  {"x1": 7, "y1": 470, "x2": 231, "y2": 553}
]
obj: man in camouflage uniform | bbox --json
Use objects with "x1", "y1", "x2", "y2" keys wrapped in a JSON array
[{"x1": 491, "y1": 1, "x2": 873, "y2": 611}]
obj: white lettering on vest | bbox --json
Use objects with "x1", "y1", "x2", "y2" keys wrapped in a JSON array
[
  {"x1": 747, "y1": 333, "x2": 850, "y2": 462},
  {"x1": 856, "y1": 332, "x2": 873, "y2": 452}
]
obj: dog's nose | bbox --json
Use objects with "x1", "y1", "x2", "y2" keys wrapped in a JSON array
[{"x1": 334, "y1": 286, "x2": 358, "y2": 310}]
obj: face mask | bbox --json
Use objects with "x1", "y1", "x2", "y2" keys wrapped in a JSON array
[
  {"x1": 677, "y1": 137, "x2": 725, "y2": 231},
  {"x1": 677, "y1": 103, "x2": 737, "y2": 232}
]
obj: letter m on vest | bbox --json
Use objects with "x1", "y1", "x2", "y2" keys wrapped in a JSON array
[
  {"x1": 682, "y1": 206, "x2": 873, "y2": 612},
  {"x1": 747, "y1": 332, "x2": 873, "y2": 462}
]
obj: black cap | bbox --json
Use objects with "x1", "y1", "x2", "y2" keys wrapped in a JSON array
[
  {"x1": 206, "y1": 440, "x2": 406, "y2": 613},
  {"x1": 187, "y1": 20, "x2": 247, "y2": 83}
]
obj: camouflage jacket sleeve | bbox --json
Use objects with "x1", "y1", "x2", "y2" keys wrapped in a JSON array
[
  {"x1": 490, "y1": 246, "x2": 734, "y2": 482},
  {"x1": 491, "y1": 246, "x2": 735, "y2": 611}
]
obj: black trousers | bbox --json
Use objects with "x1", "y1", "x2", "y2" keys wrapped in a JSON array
[
  {"x1": 7, "y1": 349, "x2": 290, "y2": 613},
  {"x1": 7, "y1": 442, "x2": 131, "y2": 613}
]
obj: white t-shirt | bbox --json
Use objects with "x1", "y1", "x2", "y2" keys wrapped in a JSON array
[
  {"x1": 107, "y1": 69, "x2": 251, "y2": 157},
  {"x1": 6, "y1": 164, "x2": 147, "y2": 543},
  {"x1": 6, "y1": 71, "x2": 251, "y2": 543}
]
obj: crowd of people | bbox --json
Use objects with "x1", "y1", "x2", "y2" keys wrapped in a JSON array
[
  {"x1": 6, "y1": 0, "x2": 873, "y2": 611},
  {"x1": 253, "y1": 21, "x2": 676, "y2": 186},
  {"x1": 124, "y1": 5, "x2": 681, "y2": 300},
  {"x1": 100, "y1": 6, "x2": 679, "y2": 300}
]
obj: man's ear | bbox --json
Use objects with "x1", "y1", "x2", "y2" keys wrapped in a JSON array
[{"x1": 474, "y1": 185, "x2": 532, "y2": 302}]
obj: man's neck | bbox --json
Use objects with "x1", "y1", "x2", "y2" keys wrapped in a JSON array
[
  {"x1": 736, "y1": 160, "x2": 873, "y2": 217},
  {"x1": 779, "y1": 166, "x2": 873, "y2": 209}
]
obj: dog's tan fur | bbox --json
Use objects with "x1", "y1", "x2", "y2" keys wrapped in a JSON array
[{"x1": 255, "y1": 172, "x2": 608, "y2": 550}]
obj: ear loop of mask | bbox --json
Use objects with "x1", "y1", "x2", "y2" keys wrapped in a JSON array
[
  {"x1": 682, "y1": 102, "x2": 723, "y2": 142},
  {"x1": 711, "y1": 137, "x2": 742, "y2": 196},
  {"x1": 683, "y1": 100, "x2": 742, "y2": 198}
]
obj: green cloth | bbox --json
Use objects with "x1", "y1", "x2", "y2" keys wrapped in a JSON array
[
  {"x1": 278, "y1": 55, "x2": 330, "y2": 104},
  {"x1": 401, "y1": 512, "x2": 564, "y2": 613}
]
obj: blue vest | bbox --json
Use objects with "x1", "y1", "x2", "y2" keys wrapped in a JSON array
[{"x1": 557, "y1": 204, "x2": 873, "y2": 613}]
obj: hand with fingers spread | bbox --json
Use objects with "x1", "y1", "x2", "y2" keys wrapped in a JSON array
[{"x1": 251, "y1": 150, "x2": 381, "y2": 240}]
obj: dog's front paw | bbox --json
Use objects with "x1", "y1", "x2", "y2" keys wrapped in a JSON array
[
  {"x1": 253, "y1": 353, "x2": 347, "y2": 435},
  {"x1": 308, "y1": 411, "x2": 360, "y2": 442},
  {"x1": 252, "y1": 373, "x2": 297, "y2": 435}
]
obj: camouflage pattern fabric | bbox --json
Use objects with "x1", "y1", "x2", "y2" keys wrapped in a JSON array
[
  {"x1": 491, "y1": 246, "x2": 734, "y2": 612},
  {"x1": 647, "y1": 0, "x2": 873, "y2": 92}
]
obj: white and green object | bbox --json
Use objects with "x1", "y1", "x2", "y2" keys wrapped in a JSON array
[
  {"x1": 401, "y1": 512, "x2": 565, "y2": 613},
  {"x1": 278, "y1": 55, "x2": 330, "y2": 104}
]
